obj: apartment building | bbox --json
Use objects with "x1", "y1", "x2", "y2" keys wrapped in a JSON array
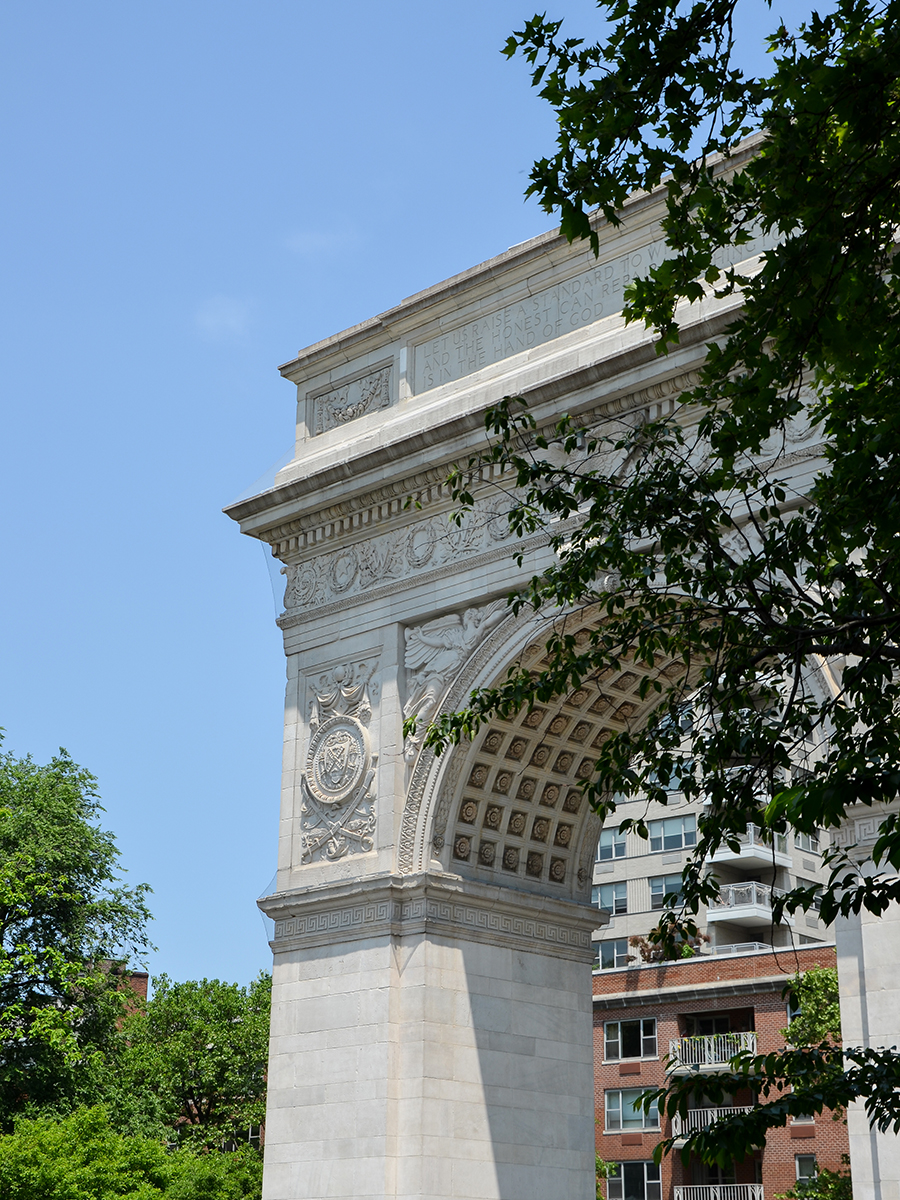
[
  {"x1": 591, "y1": 791, "x2": 833, "y2": 968},
  {"x1": 593, "y1": 944, "x2": 849, "y2": 1200}
]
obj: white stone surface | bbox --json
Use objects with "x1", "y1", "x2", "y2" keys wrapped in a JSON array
[
  {"x1": 835, "y1": 803, "x2": 900, "y2": 1200},
  {"x1": 226, "y1": 141, "x2": 823, "y2": 1198},
  {"x1": 261, "y1": 875, "x2": 598, "y2": 1200}
]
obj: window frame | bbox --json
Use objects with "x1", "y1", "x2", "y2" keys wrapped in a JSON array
[
  {"x1": 604, "y1": 1088, "x2": 661, "y2": 1132},
  {"x1": 795, "y1": 1155, "x2": 817, "y2": 1181},
  {"x1": 595, "y1": 881, "x2": 628, "y2": 916},
  {"x1": 648, "y1": 814, "x2": 697, "y2": 853},
  {"x1": 606, "y1": 1161, "x2": 661, "y2": 1200},
  {"x1": 597, "y1": 938, "x2": 631, "y2": 969},
  {"x1": 795, "y1": 830, "x2": 821, "y2": 854},
  {"x1": 649, "y1": 873, "x2": 684, "y2": 911},
  {"x1": 598, "y1": 828, "x2": 628, "y2": 861},
  {"x1": 604, "y1": 1018, "x2": 658, "y2": 1062}
]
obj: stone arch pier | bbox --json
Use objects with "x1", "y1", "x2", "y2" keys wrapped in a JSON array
[{"x1": 225, "y1": 163, "x2": 783, "y2": 1200}]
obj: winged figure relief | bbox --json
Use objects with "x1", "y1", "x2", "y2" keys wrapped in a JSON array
[{"x1": 402, "y1": 601, "x2": 506, "y2": 761}]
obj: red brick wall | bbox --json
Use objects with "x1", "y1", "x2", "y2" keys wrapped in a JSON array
[{"x1": 592, "y1": 946, "x2": 848, "y2": 1199}]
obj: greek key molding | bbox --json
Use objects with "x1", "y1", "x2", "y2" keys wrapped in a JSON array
[
  {"x1": 831, "y1": 800, "x2": 900, "y2": 866},
  {"x1": 262, "y1": 872, "x2": 598, "y2": 960}
]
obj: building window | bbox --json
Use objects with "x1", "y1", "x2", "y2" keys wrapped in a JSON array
[
  {"x1": 649, "y1": 873, "x2": 683, "y2": 910},
  {"x1": 796, "y1": 1156, "x2": 817, "y2": 1181},
  {"x1": 598, "y1": 828, "x2": 627, "y2": 861},
  {"x1": 594, "y1": 882, "x2": 627, "y2": 915},
  {"x1": 685, "y1": 1014, "x2": 732, "y2": 1035},
  {"x1": 795, "y1": 830, "x2": 821, "y2": 853},
  {"x1": 648, "y1": 814, "x2": 696, "y2": 852},
  {"x1": 605, "y1": 1018, "x2": 657, "y2": 1061},
  {"x1": 597, "y1": 938, "x2": 631, "y2": 969},
  {"x1": 786, "y1": 991, "x2": 802, "y2": 1025},
  {"x1": 605, "y1": 1089, "x2": 660, "y2": 1131},
  {"x1": 700, "y1": 1164, "x2": 737, "y2": 1186},
  {"x1": 796, "y1": 876, "x2": 823, "y2": 911},
  {"x1": 607, "y1": 1161, "x2": 661, "y2": 1200}
]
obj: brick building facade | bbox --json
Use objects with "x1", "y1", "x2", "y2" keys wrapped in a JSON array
[{"x1": 593, "y1": 944, "x2": 848, "y2": 1200}]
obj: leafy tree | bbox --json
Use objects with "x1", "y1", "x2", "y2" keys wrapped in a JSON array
[
  {"x1": 117, "y1": 974, "x2": 271, "y2": 1148},
  {"x1": 421, "y1": 0, "x2": 900, "y2": 1164},
  {"x1": 0, "y1": 740, "x2": 152, "y2": 1125},
  {"x1": 776, "y1": 1156, "x2": 853, "y2": 1200},
  {"x1": 782, "y1": 966, "x2": 842, "y2": 1047},
  {"x1": 0, "y1": 1105, "x2": 262, "y2": 1200}
]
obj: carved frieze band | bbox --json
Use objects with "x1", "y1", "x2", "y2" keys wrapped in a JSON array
[
  {"x1": 267, "y1": 877, "x2": 597, "y2": 959},
  {"x1": 281, "y1": 498, "x2": 515, "y2": 614},
  {"x1": 311, "y1": 365, "x2": 392, "y2": 436}
]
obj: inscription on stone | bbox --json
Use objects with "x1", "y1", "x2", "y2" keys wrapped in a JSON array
[{"x1": 413, "y1": 232, "x2": 771, "y2": 393}]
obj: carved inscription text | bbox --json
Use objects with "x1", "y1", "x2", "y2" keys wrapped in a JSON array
[{"x1": 414, "y1": 231, "x2": 772, "y2": 392}]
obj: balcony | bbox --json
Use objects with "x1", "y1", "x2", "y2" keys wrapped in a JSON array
[
  {"x1": 709, "y1": 824, "x2": 792, "y2": 870},
  {"x1": 709, "y1": 941, "x2": 771, "y2": 956},
  {"x1": 671, "y1": 1105, "x2": 756, "y2": 1138},
  {"x1": 707, "y1": 881, "x2": 793, "y2": 929},
  {"x1": 674, "y1": 1188, "x2": 763, "y2": 1200},
  {"x1": 669, "y1": 1032, "x2": 757, "y2": 1074}
]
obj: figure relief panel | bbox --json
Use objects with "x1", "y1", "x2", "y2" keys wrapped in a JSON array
[
  {"x1": 402, "y1": 600, "x2": 507, "y2": 762},
  {"x1": 299, "y1": 659, "x2": 379, "y2": 864}
]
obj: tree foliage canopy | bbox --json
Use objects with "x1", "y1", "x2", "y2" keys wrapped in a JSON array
[
  {"x1": 0, "y1": 1106, "x2": 262, "y2": 1200},
  {"x1": 782, "y1": 965, "x2": 842, "y2": 1047},
  {"x1": 117, "y1": 974, "x2": 271, "y2": 1149},
  {"x1": 423, "y1": 0, "x2": 900, "y2": 1162},
  {"x1": 0, "y1": 741, "x2": 152, "y2": 1124}
]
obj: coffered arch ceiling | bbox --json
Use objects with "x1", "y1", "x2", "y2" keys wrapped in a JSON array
[{"x1": 414, "y1": 610, "x2": 684, "y2": 904}]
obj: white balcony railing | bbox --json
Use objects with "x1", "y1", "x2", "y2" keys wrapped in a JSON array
[
  {"x1": 669, "y1": 1031, "x2": 757, "y2": 1069},
  {"x1": 674, "y1": 1187, "x2": 763, "y2": 1200},
  {"x1": 710, "y1": 941, "x2": 771, "y2": 956},
  {"x1": 671, "y1": 1106, "x2": 755, "y2": 1137},
  {"x1": 710, "y1": 881, "x2": 783, "y2": 911},
  {"x1": 719, "y1": 824, "x2": 788, "y2": 853}
]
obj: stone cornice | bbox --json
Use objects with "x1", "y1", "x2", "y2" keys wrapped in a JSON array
[
  {"x1": 260, "y1": 870, "x2": 602, "y2": 960},
  {"x1": 224, "y1": 305, "x2": 728, "y2": 547}
]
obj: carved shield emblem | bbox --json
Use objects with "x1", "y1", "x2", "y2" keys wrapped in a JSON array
[{"x1": 306, "y1": 716, "x2": 369, "y2": 808}]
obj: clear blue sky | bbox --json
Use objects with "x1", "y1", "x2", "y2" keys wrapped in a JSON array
[{"x1": 0, "y1": 0, "x2": 801, "y2": 986}]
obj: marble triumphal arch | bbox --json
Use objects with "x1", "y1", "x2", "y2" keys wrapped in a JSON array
[{"x1": 224, "y1": 150, "x2": 875, "y2": 1200}]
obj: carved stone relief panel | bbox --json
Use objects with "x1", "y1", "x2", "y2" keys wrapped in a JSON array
[
  {"x1": 402, "y1": 600, "x2": 507, "y2": 762},
  {"x1": 299, "y1": 659, "x2": 379, "y2": 864},
  {"x1": 311, "y1": 364, "x2": 392, "y2": 436},
  {"x1": 280, "y1": 498, "x2": 514, "y2": 613}
]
